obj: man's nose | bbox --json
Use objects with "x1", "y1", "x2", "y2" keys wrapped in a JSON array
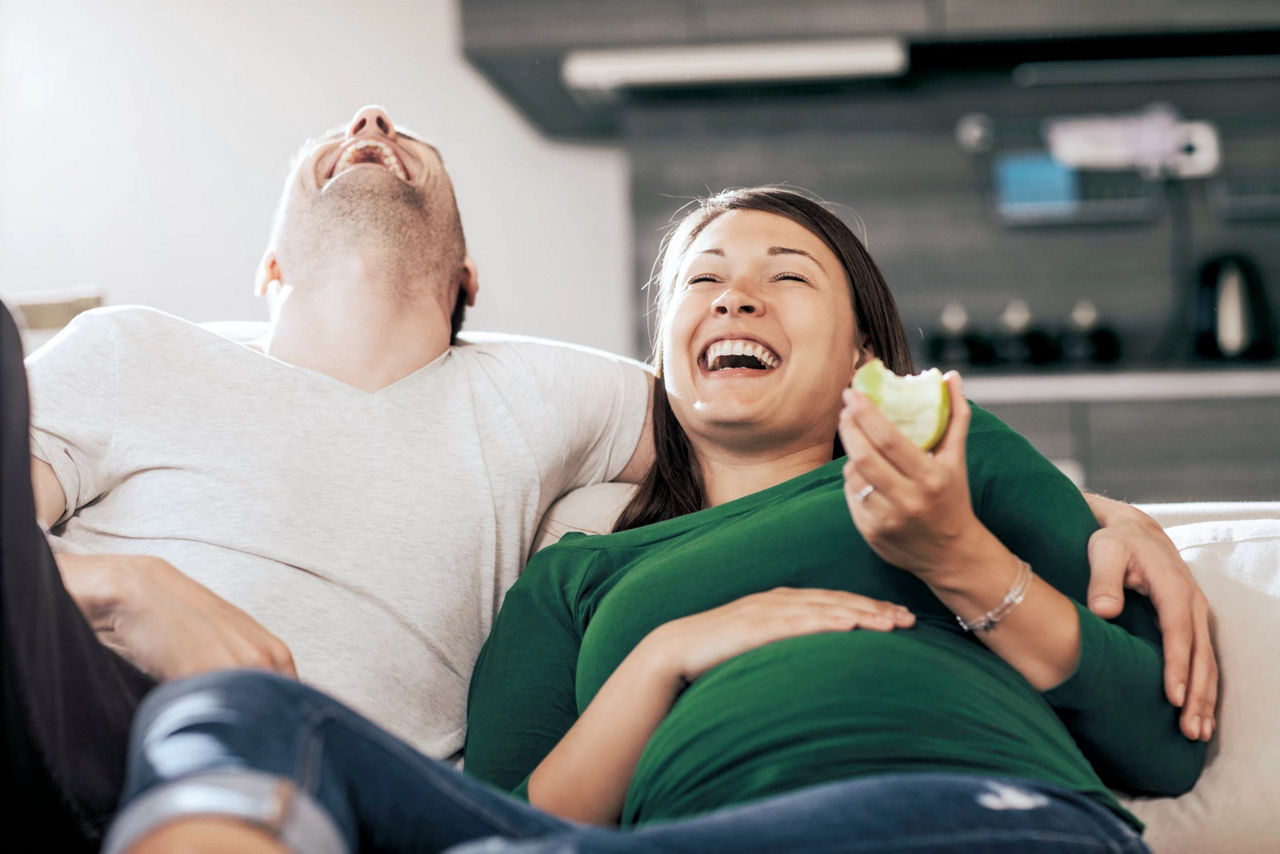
[
  {"x1": 346, "y1": 106, "x2": 397, "y2": 140},
  {"x1": 712, "y1": 286, "x2": 763, "y2": 316}
]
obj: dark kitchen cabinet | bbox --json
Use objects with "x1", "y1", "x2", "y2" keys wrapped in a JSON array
[
  {"x1": 1087, "y1": 398, "x2": 1280, "y2": 502},
  {"x1": 461, "y1": 0, "x2": 691, "y2": 51},
  {"x1": 942, "y1": 0, "x2": 1280, "y2": 38},
  {"x1": 983, "y1": 396, "x2": 1280, "y2": 503},
  {"x1": 698, "y1": 0, "x2": 934, "y2": 40}
]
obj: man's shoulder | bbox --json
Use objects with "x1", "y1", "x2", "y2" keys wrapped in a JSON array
[
  {"x1": 456, "y1": 331, "x2": 638, "y2": 361},
  {"x1": 453, "y1": 331, "x2": 650, "y2": 376},
  {"x1": 68, "y1": 304, "x2": 206, "y2": 341}
]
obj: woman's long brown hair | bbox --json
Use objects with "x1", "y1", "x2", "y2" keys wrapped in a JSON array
[{"x1": 613, "y1": 187, "x2": 914, "y2": 533}]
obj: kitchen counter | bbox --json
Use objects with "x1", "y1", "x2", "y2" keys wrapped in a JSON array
[{"x1": 963, "y1": 368, "x2": 1280, "y2": 404}]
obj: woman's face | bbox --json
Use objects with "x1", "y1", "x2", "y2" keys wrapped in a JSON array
[{"x1": 661, "y1": 209, "x2": 867, "y2": 453}]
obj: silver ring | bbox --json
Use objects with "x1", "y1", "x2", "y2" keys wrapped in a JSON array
[{"x1": 855, "y1": 484, "x2": 875, "y2": 503}]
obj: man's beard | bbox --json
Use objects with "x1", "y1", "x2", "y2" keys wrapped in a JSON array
[{"x1": 284, "y1": 174, "x2": 453, "y2": 306}]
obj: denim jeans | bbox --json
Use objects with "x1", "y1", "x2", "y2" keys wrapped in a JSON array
[{"x1": 107, "y1": 671, "x2": 1149, "y2": 853}]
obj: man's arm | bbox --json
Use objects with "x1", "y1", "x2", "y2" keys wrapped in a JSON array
[
  {"x1": 612, "y1": 375, "x2": 655, "y2": 485},
  {"x1": 1083, "y1": 491, "x2": 1218, "y2": 741},
  {"x1": 31, "y1": 457, "x2": 296, "y2": 681},
  {"x1": 31, "y1": 457, "x2": 65, "y2": 530}
]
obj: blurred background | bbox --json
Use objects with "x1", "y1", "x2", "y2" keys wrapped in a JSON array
[{"x1": 2, "y1": 0, "x2": 1278, "y2": 501}]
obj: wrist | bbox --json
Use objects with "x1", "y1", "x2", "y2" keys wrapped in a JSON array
[
  {"x1": 919, "y1": 525, "x2": 1008, "y2": 594},
  {"x1": 1084, "y1": 491, "x2": 1151, "y2": 531},
  {"x1": 56, "y1": 553, "x2": 129, "y2": 624},
  {"x1": 632, "y1": 626, "x2": 694, "y2": 693}
]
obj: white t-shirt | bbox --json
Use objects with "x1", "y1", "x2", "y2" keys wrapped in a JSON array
[{"x1": 26, "y1": 306, "x2": 649, "y2": 759}]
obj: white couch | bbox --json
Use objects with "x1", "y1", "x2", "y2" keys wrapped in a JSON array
[
  {"x1": 200, "y1": 320, "x2": 1279, "y2": 850},
  {"x1": 535, "y1": 485, "x2": 1280, "y2": 854}
]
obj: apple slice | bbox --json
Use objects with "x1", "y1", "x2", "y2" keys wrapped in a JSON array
[{"x1": 851, "y1": 359, "x2": 951, "y2": 451}]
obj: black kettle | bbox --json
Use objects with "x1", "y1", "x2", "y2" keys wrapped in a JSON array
[{"x1": 1190, "y1": 254, "x2": 1276, "y2": 361}]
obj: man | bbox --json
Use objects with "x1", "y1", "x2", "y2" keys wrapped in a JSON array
[{"x1": 1, "y1": 106, "x2": 1214, "y2": 848}]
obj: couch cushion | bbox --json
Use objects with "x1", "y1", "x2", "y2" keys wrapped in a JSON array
[{"x1": 1118, "y1": 517, "x2": 1280, "y2": 854}]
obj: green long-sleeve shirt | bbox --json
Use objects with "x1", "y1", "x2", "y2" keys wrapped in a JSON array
[{"x1": 464, "y1": 405, "x2": 1205, "y2": 829}]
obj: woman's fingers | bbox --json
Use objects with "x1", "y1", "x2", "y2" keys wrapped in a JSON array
[
  {"x1": 740, "y1": 587, "x2": 913, "y2": 633},
  {"x1": 839, "y1": 405, "x2": 911, "y2": 507},
  {"x1": 672, "y1": 588, "x2": 916, "y2": 682},
  {"x1": 933, "y1": 373, "x2": 971, "y2": 464},
  {"x1": 841, "y1": 388, "x2": 927, "y2": 482},
  {"x1": 800, "y1": 589, "x2": 916, "y2": 627}
]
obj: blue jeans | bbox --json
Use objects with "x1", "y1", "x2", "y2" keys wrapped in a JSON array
[{"x1": 105, "y1": 671, "x2": 1149, "y2": 853}]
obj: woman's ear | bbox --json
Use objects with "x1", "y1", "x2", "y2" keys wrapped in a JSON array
[{"x1": 853, "y1": 341, "x2": 876, "y2": 371}]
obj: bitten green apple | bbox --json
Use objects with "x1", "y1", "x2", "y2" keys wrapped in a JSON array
[{"x1": 851, "y1": 359, "x2": 951, "y2": 451}]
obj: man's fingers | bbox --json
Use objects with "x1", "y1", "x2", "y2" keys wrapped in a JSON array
[
  {"x1": 1181, "y1": 593, "x2": 1217, "y2": 741},
  {"x1": 1140, "y1": 562, "x2": 1196, "y2": 709},
  {"x1": 1085, "y1": 531, "x2": 1129, "y2": 619},
  {"x1": 272, "y1": 641, "x2": 298, "y2": 678}
]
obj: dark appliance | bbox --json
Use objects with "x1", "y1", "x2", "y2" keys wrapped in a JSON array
[{"x1": 1190, "y1": 254, "x2": 1277, "y2": 361}]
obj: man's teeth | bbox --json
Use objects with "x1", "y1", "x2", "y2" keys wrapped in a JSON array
[
  {"x1": 331, "y1": 140, "x2": 407, "y2": 182},
  {"x1": 703, "y1": 339, "x2": 780, "y2": 371}
]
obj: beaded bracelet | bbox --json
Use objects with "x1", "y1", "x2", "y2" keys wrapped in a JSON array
[{"x1": 955, "y1": 559, "x2": 1033, "y2": 633}]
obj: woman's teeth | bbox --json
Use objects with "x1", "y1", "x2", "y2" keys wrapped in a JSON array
[{"x1": 703, "y1": 339, "x2": 780, "y2": 371}]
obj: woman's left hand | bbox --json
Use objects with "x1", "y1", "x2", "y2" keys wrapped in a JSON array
[{"x1": 839, "y1": 372, "x2": 984, "y2": 578}]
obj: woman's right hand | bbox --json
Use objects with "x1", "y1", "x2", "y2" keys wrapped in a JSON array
[
  {"x1": 647, "y1": 587, "x2": 915, "y2": 684},
  {"x1": 529, "y1": 587, "x2": 912, "y2": 825}
]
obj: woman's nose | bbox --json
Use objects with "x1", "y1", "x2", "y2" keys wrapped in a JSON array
[
  {"x1": 346, "y1": 105, "x2": 397, "y2": 140},
  {"x1": 712, "y1": 287, "x2": 762, "y2": 316}
]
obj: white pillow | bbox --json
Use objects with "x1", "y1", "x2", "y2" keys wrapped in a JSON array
[{"x1": 1119, "y1": 518, "x2": 1280, "y2": 854}]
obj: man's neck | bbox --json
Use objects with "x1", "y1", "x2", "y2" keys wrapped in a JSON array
[
  {"x1": 263, "y1": 265, "x2": 452, "y2": 393},
  {"x1": 695, "y1": 441, "x2": 835, "y2": 508}
]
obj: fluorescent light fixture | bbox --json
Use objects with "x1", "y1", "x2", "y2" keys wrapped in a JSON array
[{"x1": 562, "y1": 38, "x2": 908, "y2": 94}]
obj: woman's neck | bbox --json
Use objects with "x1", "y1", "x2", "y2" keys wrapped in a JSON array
[{"x1": 695, "y1": 442, "x2": 835, "y2": 507}]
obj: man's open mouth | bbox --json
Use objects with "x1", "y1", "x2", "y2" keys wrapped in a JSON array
[
  {"x1": 324, "y1": 139, "x2": 409, "y2": 186},
  {"x1": 699, "y1": 338, "x2": 782, "y2": 372}
]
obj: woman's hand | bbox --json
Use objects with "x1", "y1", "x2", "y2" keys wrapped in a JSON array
[
  {"x1": 839, "y1": 373, "x2": 985, "y2": 579},
  {"x1": 529, "y1": 587, "x2": 913, "y2": 825},
  {"x1": 650, "y1": 587, "x2": 915, "y2": 684}
]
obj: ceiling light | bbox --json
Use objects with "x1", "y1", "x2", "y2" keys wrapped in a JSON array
[{"x1": 562, "y1": 38, "x2": 908, "y2": 95}]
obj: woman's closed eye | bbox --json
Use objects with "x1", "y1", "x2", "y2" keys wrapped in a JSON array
[{"x1": 684, "y1": 272, "x2": 811, "y2": 286}]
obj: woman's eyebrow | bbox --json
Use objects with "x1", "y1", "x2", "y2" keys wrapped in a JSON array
[{"x1": 768, "y1": 246, "x2": 827, "y2": 273}]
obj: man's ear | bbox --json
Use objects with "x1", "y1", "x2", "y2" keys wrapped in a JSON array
[
  {"x1": 461, "y1": 255, "x2": 479, "y2": 307},
  {"x1": 255, "y1": 251, "x2": 282, "y2": 298}
]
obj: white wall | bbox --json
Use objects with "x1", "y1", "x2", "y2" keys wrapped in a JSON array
[{"x1": 0, "y1": 0, "x2": 637, "y2": 354}]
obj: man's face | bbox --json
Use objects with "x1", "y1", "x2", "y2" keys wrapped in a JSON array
[
  {"x1": 269, "y1": 105, "x2": 465, "y2": 300},
  {"x1": 294, "y1": 106, "x2": 445, "y2": 200}
]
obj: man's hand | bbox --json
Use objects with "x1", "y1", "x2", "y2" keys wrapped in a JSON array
[
  {"x1": 1083, "y1": 493, "x2": 1216, "y2": 742},
  {"x1": 55, "y1": 552, "x2": 297, "y2": 681}
]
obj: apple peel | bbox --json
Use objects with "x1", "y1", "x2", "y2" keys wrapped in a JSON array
[{"x1": 851, "y1": 359, "x2": 951, "y2": 451}]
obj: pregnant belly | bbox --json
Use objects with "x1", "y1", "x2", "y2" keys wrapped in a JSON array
[{"x1": 622, "y1": 625, "x2": 1081, "y2": 826}]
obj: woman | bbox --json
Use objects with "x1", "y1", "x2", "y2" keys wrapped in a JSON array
[{"x1": 104, "y1": 188, "x2": 1205, "y2": 853}]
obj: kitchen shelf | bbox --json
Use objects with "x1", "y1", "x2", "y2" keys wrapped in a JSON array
[{"x1": 964, "y1": 368, "x2": 1280, "y2": 404}]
